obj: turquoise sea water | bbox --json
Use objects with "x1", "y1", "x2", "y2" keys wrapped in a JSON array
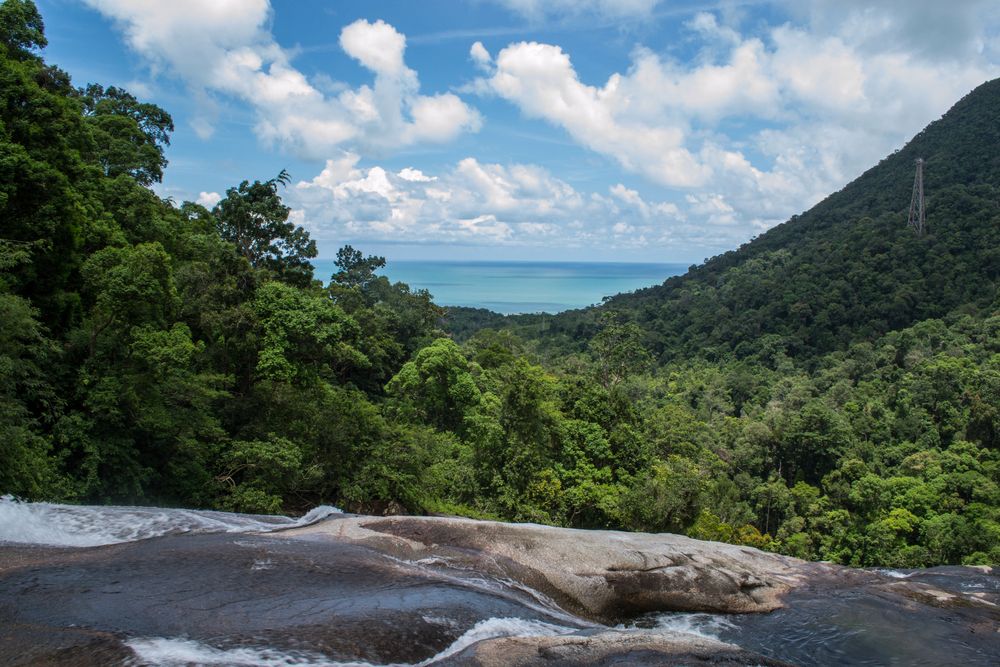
[{"x1": 310, "y1": 260, "x2": 688, "y2": 314}]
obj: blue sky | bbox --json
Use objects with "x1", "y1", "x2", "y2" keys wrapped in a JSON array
[{"x1": 36, "y1": 0, "x2": 1000, "y2": 262}]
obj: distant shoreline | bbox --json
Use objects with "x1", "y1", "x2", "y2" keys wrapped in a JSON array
[
  {"x1": 311, "y1": 259, "x2": 688, "y2": 314},
  {"x1": 353, "y1": 259, "x2": 688, "y2": 265}
]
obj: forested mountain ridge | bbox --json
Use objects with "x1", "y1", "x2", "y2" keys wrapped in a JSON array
[
  {"x1": 2, "y1": 0, "x2": 998, "y2": 569},
  {"x1": 452, "y1": 78, "x2": 1000, "y2": 364},
  {"x1": 439, "y1": 76, "x2": 1000, "y2": 567}
]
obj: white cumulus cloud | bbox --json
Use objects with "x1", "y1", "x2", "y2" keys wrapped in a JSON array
[
  {"x1": 287, "y1": 155, "x2": 702, "y2": 251},
  {"x1": 339, "y1": 19, "x2": 408, "y2": 76},
  {"x1": 82, "y1": 2, "x2": 480, "y2": 156},
  {"x1": 86, "y1": 1, "x2": 1000, "y2": 258},
  {"x1": 471, "y1": 6, "x2": 1000, "y2": 242},
  {"x1": 470, "y1": 41, "x2": 493, "y2": 70},
  {"x1": 195, "y1": 191, "x2": 222, "y2": 208},
  {"x1": 482, "y1": 41, "x2": 710, "y2": 188}
]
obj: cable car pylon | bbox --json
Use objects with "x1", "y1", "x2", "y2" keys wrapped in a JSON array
[{"x1": 907, "y1": 158, "x2": 925, "y2": 236}]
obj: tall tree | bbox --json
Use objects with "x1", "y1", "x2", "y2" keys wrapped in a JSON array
[
  {"x1": 79, "y1": 84, "x2": 174, "y2": 186},
  {"x1": 0, "y1": 0, "x2": 46, "y2": 57},
  {"x1": 331, "y1": 245, "x2": 386, "y2": 290},
  {"x1": 589, "y1": 312, "x2": 651, "y2": 388},
  {"x1": 213, "y1": 171, "x2": 317, "y2": 287}
]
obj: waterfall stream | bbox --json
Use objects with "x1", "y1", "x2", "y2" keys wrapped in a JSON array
[{"x1": 1, "y1": 497, "x2": 997, "y2": 666}]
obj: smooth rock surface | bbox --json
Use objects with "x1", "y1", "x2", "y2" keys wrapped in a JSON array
[
  {"x1": 0, "y1": 532, "x2": 551, "y2": 665},
  {"x1": 3, "y1": 512, "x2": 998, "y2": 665},
  {"x1": 447, "y1": 629, "x2": 793, "y2": 666},
  {"x1": 282, "y1": 514, "x2": 811, "y2": 622}
]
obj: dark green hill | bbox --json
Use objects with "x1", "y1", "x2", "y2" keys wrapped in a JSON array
[{"x1": 456, "y1": 78, "x2": 1000, "y2": 364}]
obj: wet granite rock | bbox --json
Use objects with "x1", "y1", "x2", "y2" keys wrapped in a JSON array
[
  {"x1": 283, "y1": 515, "x2": 812, "y2": 622},
  {"x1": 3, "y1": 514, "x2": 998, "y2": 666},
  {"x1": 0, "y1": 533, "x2": 558, "y2": 665},
  {"x1": 0, "y1": 624, "x2": 133, "y2": 667},
  {"x1": 445, "y1": 629, "x2": 793, "y2": 666}
]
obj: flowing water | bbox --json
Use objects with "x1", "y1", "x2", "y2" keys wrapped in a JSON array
[
  {"x1": 1, "y1": 497, "x2": 997, "y2": 666},
  {"x1": 0, "y1": 495, "x2": 341, "y2": 547},
  {"x1": 124, "y1": 617, "x2": 578, "y2": 667}
]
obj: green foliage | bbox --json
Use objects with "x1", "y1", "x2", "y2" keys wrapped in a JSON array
[
  {"x1": 0, "y1": 291, "x2": 61, "y2": 498},
  {"x1": 386, "y1": 338, "x2": 479, "y2": 432},
  {"x1": 330, "y1": 245, "x2": 386, "y2": 290},
  {"x1": 218, "y1": 436, "x2": 313, "y2": 514},
  {"x1": 620, "y1": 456, "x2": 702, "y2": 533},
  {"x1": 213, "y1": 170, "x2": 317, "y2": 287},
  {"x1": 327, "y1": 245, "x2": 442, "y2": 393},
  {"x1": 589, "y1": 311, "x2": 651, "y2": 388},
  {"x1": 81, "y1": 242, "x2": 178, "y2": 344},
  {"x1": 2, "y1": 1, "x2": 999, "y2": 570},
  {"x1": 253, "y1": 281, "x2": 366, "y2": 384},
  {"x1": 0, "y1": 0, "x2": 45, "y2": 55},
  {"x1": 79, "y1": 84, "x2": 173, "y2": 186}
]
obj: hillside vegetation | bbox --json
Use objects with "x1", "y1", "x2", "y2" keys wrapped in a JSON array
[
  {"x1": 452, "y1": 78, "x2": 1000, "y2": 363},
  {"x1": 2, "y1": 0, "x2": 998, "y2": 568}
]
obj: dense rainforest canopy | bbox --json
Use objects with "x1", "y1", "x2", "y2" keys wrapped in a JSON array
[{"x1": 2, "y1": 0, "x2": 998, "y2": 568}]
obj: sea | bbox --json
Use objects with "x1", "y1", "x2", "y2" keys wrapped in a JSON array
[{"x1": 309, "y1": 260, "x2": 689, "y2": 314}]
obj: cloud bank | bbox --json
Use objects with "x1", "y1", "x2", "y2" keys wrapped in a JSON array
[
  {"x1": 83, "y1": 0, "x2": 1000, "y2": 258},
  {"x1": 82, "y1": 1, "x2": 480, "y2": 156},
  {"x1": 287, "y1": 153, "x2": 711, "y2": 252},
  {"x1": 468, "y1": 6, "x2": 999, "y2": 242}
]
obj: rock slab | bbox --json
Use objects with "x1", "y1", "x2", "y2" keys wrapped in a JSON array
[{"x1": 282, "y1": 515, "x2": 812, "y2": 622}]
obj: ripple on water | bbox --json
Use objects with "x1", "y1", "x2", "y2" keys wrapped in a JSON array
[
  {"x1": 0, "y1": 495, "x2": 342, "y2": 547},
  {"x1": 125, "y1": 617, "x2": 578, "y2": 666},
  {"x1": 715, "y1": 585, "x2": 1000, "y2": 667},
  {"x1": 622, "y1": 612, "x2": 738, "y2": 641}
]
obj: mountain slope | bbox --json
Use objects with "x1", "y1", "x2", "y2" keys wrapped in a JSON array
[{"x1": 478, "y1": 78, "x2": 1000, "y2": 363}]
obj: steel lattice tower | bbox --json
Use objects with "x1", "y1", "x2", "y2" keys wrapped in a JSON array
[{"x1": 907, "y1": 158, "x2": 925, "y2": 235}]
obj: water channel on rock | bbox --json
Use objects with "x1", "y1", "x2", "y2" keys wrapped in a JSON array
[{"x1": 1, "y1": 498, "x2": 997, "y2": 666}]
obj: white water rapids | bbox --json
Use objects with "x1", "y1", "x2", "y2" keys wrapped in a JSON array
[
  {"x1": 126, "y1": 617, "x2": 577, "y2": 667},
  {"x1": 124, "y1": 615, "x2": 739, "y2": 667},
  {"x1": 0, "y1": 494, "x2": 341, "y2": 547}
]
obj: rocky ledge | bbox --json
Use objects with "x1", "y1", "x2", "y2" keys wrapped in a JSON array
[
  {"x1": 450, "y1": 628, "x2": 794, "y2": 666},
  {"x1": 282, "y1": 515, "x2": 815, "y2": 623},
  {"x1": 2, "y1": 513, "x2": 997, "y2": 665}
]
